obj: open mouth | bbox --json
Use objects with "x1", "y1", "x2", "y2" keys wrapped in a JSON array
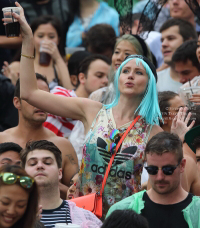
[
  {"x1": 115, "y1": 64, "x2": 121, "y2": 69},
  {"x1": 3, "y1": 216, "x2": 15, "y2": 223}
]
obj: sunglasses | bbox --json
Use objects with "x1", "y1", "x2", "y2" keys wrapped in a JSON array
[
  {"x1": 106, "y1": 129, "x2": 123, "y2": 155},
  {"x1": 0, "y1": 172, "x2": 34, "y2": 189},
  {"x1": 144, "y1": 160, "x2": 181, "y2": 175}
]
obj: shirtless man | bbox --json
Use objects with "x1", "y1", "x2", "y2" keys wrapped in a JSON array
[{"x1": 0, "y1": 73, "x2": 78, "y2": 199}]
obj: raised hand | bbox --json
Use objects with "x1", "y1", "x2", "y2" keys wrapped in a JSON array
[
  {"x1": 2, "y1": 2, "x2": 32, "y2": 38},
  {"x1": 171, "y1": 107, "x2": 195, "y2": 142}
]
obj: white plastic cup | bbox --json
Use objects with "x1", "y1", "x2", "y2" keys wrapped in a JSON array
[
  {"x1": 55, "y1": 224, "x2": 81, "y2": 228},
  {"x1": 179, "y1": 86, "x2": 200, "y2": 108},
  {"x1": 2, "y1": 7, "x2": 21, "y2": 37}
]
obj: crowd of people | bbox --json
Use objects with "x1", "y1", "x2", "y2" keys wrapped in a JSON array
[{"x1": 0, "y1": 0, "x2": 200, "y2": 227}]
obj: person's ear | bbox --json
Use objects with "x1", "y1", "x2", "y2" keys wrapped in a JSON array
[
  {"x1": 180, "y1": 158, "x2": 186, "y2": 173},
  {"x1": 70, "y1": 75, "x2": 78, "y2": 87},
  {"x1": 78, "y1": 73, "x2": 86, "y2": 85},
  {"x1": 13, "y1": 97, "x2": 21, "y2": 110},
  {"x1": 58, "y1": 168, "x2": 62, "y2": 181}
]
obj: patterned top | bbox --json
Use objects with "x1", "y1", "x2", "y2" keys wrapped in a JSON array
[{"x1": 78, "y1": 107, "x2": 151, "y2": 219}]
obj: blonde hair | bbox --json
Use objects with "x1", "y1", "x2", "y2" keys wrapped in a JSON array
[{"x1": 115, "y1": 34, "x2": 153, "y2": 63}]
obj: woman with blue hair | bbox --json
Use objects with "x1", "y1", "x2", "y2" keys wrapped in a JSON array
[{"x1": 10, "y1": 2, "x2": 163, "y2": 219}]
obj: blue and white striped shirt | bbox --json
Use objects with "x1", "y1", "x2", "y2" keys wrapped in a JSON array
[{"x1": 40, "y1": 200, "x2": 72, "y2": 228}]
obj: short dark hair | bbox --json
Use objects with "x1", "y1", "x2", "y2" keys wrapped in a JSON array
[
  {"x1": 68, "y1": 51, "x2": 91, "y2": 76},
  {"x1": 145, "y1": 132, "x2": 183, "y2": 162},
  {"x1": 102, "y1": 210, "x2": 149, "y2": 228},
  {"x1": 14, "y1": 73, "x2": 49, "y2": 98},
  {"x1": 172, "y1": 40, "x2": 200, "y2": 71},
  {"x1": 31, "y1": 15, "x2": 64, "y2": 56},
  {"x1": 85, "y1": 24, "x2": 116, "y2": 54},
  {"x1": 160, "y1": 18, "x2": 198, "y2": 41},
  {"x1": 158, "y1": 91, "x2": 179, "y2": 126},
  {"x1": 20, "y1": 140, "x2": 62, "y2": 168},
  {"x1": 76, "y1": 54, "x2": 111, "y2": 87},
  {"x1": 0, "y1": 142, "x2": 22, "y2": 155},
  {"x1": 192, "y1": 136, "x2": 200, "y2": 150},
  {"x1": 0, "y1": 165, "x2": 39, "y2": 228}
]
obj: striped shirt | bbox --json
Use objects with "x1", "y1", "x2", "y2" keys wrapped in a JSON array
[
  {"x1": 40, "y1": 200, "x2": 72, "y2": 228},
  {"x1": 43, "y1": 86, "x2": 78, "y2": 138}
]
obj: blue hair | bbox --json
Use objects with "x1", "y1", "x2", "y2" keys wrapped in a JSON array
[{"x1": 104, "y1": 55, "x2": 162, "y2": 125}]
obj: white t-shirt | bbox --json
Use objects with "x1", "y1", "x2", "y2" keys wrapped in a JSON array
[{"x1": 157, "y1": 68, "x2": 182, "y2": 93}]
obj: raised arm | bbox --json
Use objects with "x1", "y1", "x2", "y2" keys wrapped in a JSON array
[{"x1": 7, "y1": 2, "x2": 101, "y2": 131}]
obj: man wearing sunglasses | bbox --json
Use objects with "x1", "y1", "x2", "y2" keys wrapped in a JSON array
[{"x1": 107, "y1": 132, "x2": 200, "y2": 228}]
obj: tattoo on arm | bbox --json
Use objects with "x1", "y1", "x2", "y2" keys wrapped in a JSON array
[{"x1": 66, "y1": 154, "x2": 77, "y2": 165}]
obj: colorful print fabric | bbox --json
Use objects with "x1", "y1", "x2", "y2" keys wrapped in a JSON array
[{"x1": 78, "y1": 107, "x2": 150, "y2": 218}]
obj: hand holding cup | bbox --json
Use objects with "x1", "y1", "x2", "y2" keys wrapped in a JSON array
[
  {"x1": 39, "y1": 40, "x2": 60, "y2": 63},
  {"x1": 2, "y1": 2, "x2": 33, "y2": 39}
]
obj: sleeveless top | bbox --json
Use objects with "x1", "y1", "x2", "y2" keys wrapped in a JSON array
[
  {"x1": 78, "y1": 107, "x2": 152, "y2": 218},
  {"x1": 49, "y1": 65, "x2": 60, "y2": 90}
]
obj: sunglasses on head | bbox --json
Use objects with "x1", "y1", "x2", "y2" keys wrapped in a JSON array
[
  {"x1": 144, "y1": 160, "x2": 181, "y2": 175},
  {"x1": 0, "y1": 172, "x2": 34, "y2": 189}
]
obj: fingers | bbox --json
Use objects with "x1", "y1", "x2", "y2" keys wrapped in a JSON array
[
  {"x1": 40, "y1": 42, "x2": 58, "y2": 57},
  {"x1": 2, "y1": 62, "x2": 10, "y2": 77},
  {"x1": 189, "y1": 98, "x2": 200, "y2": 103},
  {"x1": 15, "y1": 2, "x2": 24, "y2": 15},
  {"x1": 171, "y1": 115, "x2": 177, "y2": 129},
  {"x1": 189, "y1": 94, "x2": 200, "y2": 103},
  {"x1": 191, "y1": 94, "x2": 200, "y2": 98},
  {"x1": 176, "y1": 107, "x2": 184, "y2": 121},
  {"x1": 41, "y1": 41, "x2": 56, "y2": 48},
  {"x1": 37, "y1": 205, "x2": 43, "y2": 220},
  {"x1": 188, "y1": 120, "x2": 195, "y2": 130},
  {"x1": 181, "y1": 107, "x2": 187, "y2": 122},
  {"x1": 184, "y1": 111, "x2": 192, "y2": 125}
]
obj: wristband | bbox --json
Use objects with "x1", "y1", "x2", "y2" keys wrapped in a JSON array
[{"x1": 21, "y1": 53, "x2": 34, "y2": 59}]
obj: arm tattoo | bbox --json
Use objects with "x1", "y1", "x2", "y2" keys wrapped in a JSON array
[{"x1": 66, "y1": 154, "x2": 77, "y2": 165}]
